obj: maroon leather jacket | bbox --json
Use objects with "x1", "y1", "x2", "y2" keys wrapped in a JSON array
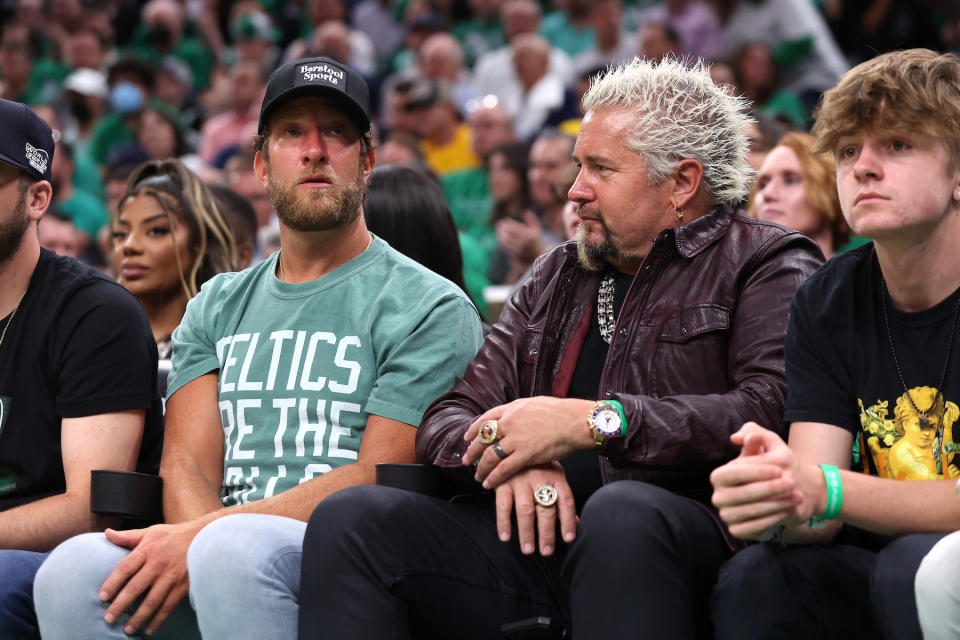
[{"x1": 417, "y1": 207, "x2": 823, "y2": 507}]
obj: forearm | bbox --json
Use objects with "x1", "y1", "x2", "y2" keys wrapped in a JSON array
[
  {"x1": 835, "y1": 472, "x2": 960, "y2": 536},
  {"x1": 0, "y1": 492, "x2": 114, "y2": 551},
  {"x1": 197, "y1": 461, "x2": 381, "y2": 525},
  {"x1": 161, "y1": 450, "x2": 225, "y2": 523},
  {"x1": 609, "y1": 384, "x2": 787, "y2": 467}
]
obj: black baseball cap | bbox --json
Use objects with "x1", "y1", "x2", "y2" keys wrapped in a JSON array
[
  {"x1": 0, "y1": 99, "x2": 54, "y2": 182},
  {"x1": 258, "y1": 57, "x2": 370, "y2": 135}
]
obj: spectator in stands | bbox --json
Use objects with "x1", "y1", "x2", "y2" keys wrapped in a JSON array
[
  {"x1": 503, "y1": 33, "x2": 566, "y2": 140},
  {"x1": 62, "y1": 69, "x2": 109, "y2": 146},
  {"x1": 128, "y1": 0, "x2": 215, "y2": 91},
  {"x1": 519, "y1": 130, "x2": 573, "y2": 242},
  {"x1": 638, "y1": 22, "x2": 681, "y2": 62},
  {"x1": 488, "y1": 131, "x2": 572, "y2": 285},
  {"x1": 34, "y1": 56, "x2": 482, "y2": 640},
  {"x1": 573, "y1": 0, "x2": 637, "y2": 78},
  {"x1": 199, "y1": 61, "x2": 266, "y2": 166},
  {"x1": 635, "y1": 0, "x2": 723, "y2": 61},
  {"x1": 111, "y1": 159, "x2": 238, "y2": 360},
  {"x1": 751, "y1": 132, "x2": 851, "y2": 260},
  {"x1": 65, "y1": 27, "x2": 108, "y2": 72},
  {"x1": 486, "y1": 140, "x2": 531, "y2": 284},
  {"x1": 442, "y1": 99, "x2": 516, "y2": 241},
  {"x1": 731, "y1": 42, "x2": 807, "y2": 130},
  {"x1": 226, "y1": 6, "x2": 280, "y2": 69},
  {"x1": 0, "y1": 99, "x2": 163, "y2": 640},
  {"x1": 379, "y1": 78, "x2": 423, "y2": 139},
  {"x1": 37, "y1": 209, "x2": 81, "y2": 259},
  {"x1": 223, "y1": 148, "x2": 275, "y2": 232},
  {"x1": 406, "y1": 78, "x2": 481, "y2": 177},
  {"x1": 0, "y1": 23, "x2": 47, "y2": 104},
  {"x1": 209, "y1": 183, "x2": 258, "y2": 269},
  {"x1": 350, "y1": 0, "x2": 405, "y2": 61},
  {"x1": 718, "y1": 0, "x2": 848, "y2": 105},
  {"x1": 376, "y1": 131, "x2": 430, "y2": 172},
  {"x1": 89, "y1": 59, "x2": 156, "y2": 166},
  {"x1": 710, "y1": 48, "x2": 960, "y2": 640},
  {"x1": 296, "y1": 57, "x2": 822, "y2": 639},
  {"x1": 417, "y1": 33, "x2": 479, "y2": 114},
  {"x1": 153, "y1": 57, "x2": 196, "y2": 124},
  {"x1": 452, "y1": 0, "x2": 505, "y2": 66},
  {"x1": 488, "y1": 142, "x2": 532, "y2": 228},
  {"x1": 743, "y1": 110, "x2": 788, "y2": 171},
  {"x1": 50, "y1": 141, "x2": 110, "y2": 256},
  {"x1": 283, "y1": 0, "x2": 376, "y2": 75},
  {"x1": 472, "y1": 0, "x2": 573, "y2": 98},
  {"x1": 541, "y1": 0, "x2": 595, "y2": 58},
  {"x1": 134, "y1": 106, "x2": 200, "y2": 170}
]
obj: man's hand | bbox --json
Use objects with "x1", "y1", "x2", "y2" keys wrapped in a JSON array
[
  {"x1": 710, "y1": 422, "x2": 812, "y2": 539},
  {"x1": 462, "y1": 396, "x2": 596, "y2": 487},
  {"x1": 496, "y1": 463, "x2": 577, "y2": 556},
  {"x1": 99, "y1": 520, "x2": 205, "y2": 635},
  {"x1": 495, "y1": 211, "x2": 545, "y2": 261}
]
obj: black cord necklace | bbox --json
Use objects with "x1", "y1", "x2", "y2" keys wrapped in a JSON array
[{"x1": 880, "y1": 277, "x2": 960, "y2": 470}]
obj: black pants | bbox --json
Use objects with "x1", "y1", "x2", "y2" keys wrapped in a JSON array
[
  {"x1": 711, "y1": 533, "x2": 946, "y2": 640},
  {"x1": 298, "y1": 480, "x2": 731, "y2": 640}
]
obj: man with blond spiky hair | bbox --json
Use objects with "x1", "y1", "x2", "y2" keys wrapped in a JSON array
[
  {"x1": 295, "y1": 57, "x2": 822, "y2": 639},
  {"x1": 711, "y1": 49, "x2": 960, "y2": 640}
]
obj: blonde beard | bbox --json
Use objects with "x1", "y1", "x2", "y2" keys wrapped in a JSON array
[{"x1": 267, "y1": 173, "x2": 366, "y2": 232}]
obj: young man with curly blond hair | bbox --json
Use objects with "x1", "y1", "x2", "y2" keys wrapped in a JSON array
[{"x1": 711, "y1": 49, "x2": 960, "y2": 639}]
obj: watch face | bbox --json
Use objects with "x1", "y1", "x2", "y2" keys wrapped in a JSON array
[{"x1": 592, "y1": 405, "x2": 622, "y2": 437}]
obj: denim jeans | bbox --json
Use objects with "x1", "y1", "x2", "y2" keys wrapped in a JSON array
[
  {"x1": 34, "y1": 514, "x2": 306, "y2": 640},
  {"x1": 0, "y1": 549, "x2": 48, "y2": 640}
]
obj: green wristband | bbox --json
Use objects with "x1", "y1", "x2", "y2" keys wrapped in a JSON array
[
  {"x1": 605, "y1": 399, "x2": 628, "y2": 436},
  {"x1": 808, "y1": 464, "x2": 843, "y2": 529}
]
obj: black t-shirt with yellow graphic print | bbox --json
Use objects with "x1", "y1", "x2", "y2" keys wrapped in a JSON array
[{"x1": 785, "y1": 243, "x2": 960, "y2": 481}]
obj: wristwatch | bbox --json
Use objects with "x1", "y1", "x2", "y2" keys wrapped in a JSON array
[{"x1": 588, "y1": 400, "x2": 626, "y2": 447}]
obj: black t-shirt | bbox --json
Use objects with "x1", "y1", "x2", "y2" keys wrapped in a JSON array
[
  {"x1": 785, "y1": 243, "x2": 960, "y2": 480},
  {"x1": 565, "y1": 269, "x2": 633, "y2": 506},
  {"x1": 0, "y1": 249, "x2": 163, "y2": 510}
]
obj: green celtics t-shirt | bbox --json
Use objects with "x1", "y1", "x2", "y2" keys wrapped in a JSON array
[{"x1": 168, "y1": 236, "x2": 483, "y2": 506}]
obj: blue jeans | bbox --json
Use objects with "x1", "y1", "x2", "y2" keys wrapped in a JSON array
[
  {"x1": 0, "y1": 549, "x2": 48, "y2": 640},
  {"x1": 33, "y1": 515, "x2": 306, "y2": 640}
]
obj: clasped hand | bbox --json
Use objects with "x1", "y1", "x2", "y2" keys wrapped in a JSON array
[
  {"x1": 710, "y1": 422, "x2": 814, "y2": 540},
  {"x1": 462, "y1": 396, "x2": 595, "y2": 488}
]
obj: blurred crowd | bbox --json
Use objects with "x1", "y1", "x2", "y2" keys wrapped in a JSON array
[{"x1": 2, "y1": 0, "x2": 956, "y2": 318}]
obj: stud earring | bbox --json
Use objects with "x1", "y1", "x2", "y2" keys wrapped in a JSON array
[{"x1": 675, "y1": 205, "x2": 683, "y2": 221}]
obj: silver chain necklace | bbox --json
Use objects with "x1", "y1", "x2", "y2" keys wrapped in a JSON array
[
  {"x1": 597, "y1": 273, "x2": 616, "y2": 344},
  {"x1": 0, "y1": 291, "x2": 25, "y2": 354}
]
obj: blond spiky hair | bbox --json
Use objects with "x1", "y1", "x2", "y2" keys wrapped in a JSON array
[{"x1": 582, "y1": 57, "x2": 755, "y2": 206}]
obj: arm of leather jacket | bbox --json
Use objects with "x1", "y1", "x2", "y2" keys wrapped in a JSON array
[
  {"x1": 602, "y1": 233, "x2": 824, "y2": 469},
  {"x1": 416, "y1": 252, "x2": 553, "y2": 467}
]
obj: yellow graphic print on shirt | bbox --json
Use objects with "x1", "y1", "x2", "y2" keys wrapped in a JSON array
[{"x1": 858, "y1": 386, "x2": 960, "y2": 480}]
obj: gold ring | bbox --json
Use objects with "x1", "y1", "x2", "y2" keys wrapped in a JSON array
[
  {"x1": 479, "y1": 420, "x2": 501, "y2": 445},
  {"x1": 534, "y1": 484, "x2": 558, "y2": 507},
  {"x1": 493, "y1": 443, "x2": 508, "y2": 459}
]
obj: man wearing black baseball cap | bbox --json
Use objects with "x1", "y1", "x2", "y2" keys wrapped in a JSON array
[
  {"x1": 0, "y1": 99, "x2": 163, "y2": 640},
  {"x1": 35, "y1": 59, "x2": 482, "y2": 640}
]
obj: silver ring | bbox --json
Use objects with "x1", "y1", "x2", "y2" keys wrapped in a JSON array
[
  {"x1": 493, "y1": 443, "x2": 508, "y2": 459},
  {"x1": 479, "y1": 420, "x2": 501, "y2": 445},
  {"x1": 534, "y1": 484, "x2": 558, "y2": 507}
]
